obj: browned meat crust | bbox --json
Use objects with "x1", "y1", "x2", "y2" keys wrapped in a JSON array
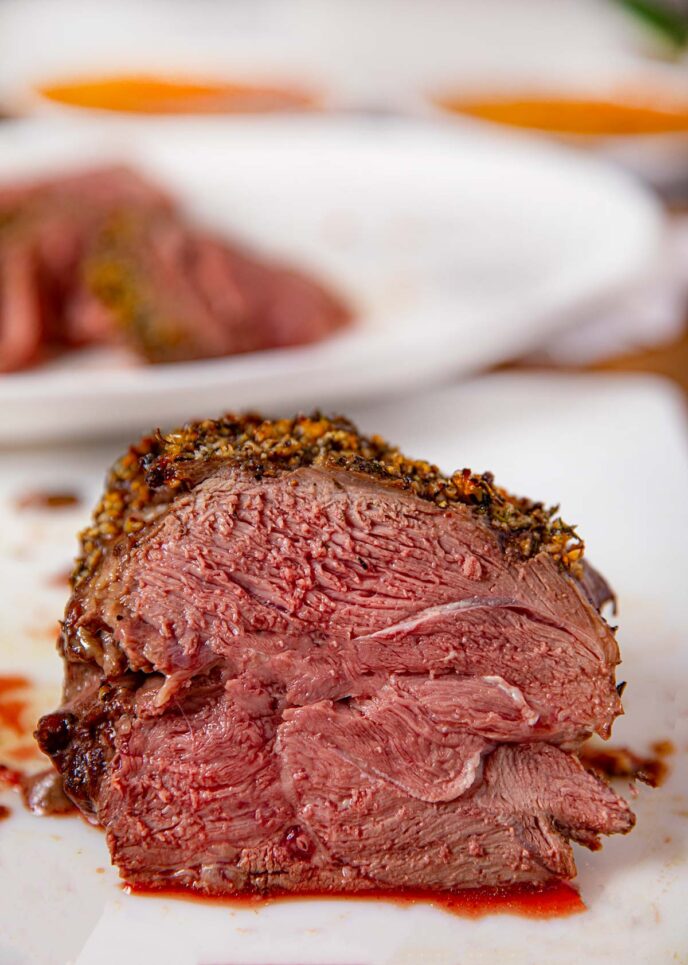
[
  {"x1": 75, "y1": 413, "x2": 584, "y2": 588},
  {"x1": 580, "y1": 741, "x2": 673, "y2": 788}
]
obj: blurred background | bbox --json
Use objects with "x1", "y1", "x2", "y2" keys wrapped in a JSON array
[{"x1": 0, "y1": 0, "x2": 688, "y2": 438}]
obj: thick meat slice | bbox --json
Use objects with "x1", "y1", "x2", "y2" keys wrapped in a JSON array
[
  {"x1": 84, "y1": 214, "x2": 350, "y2": 362},
  {"x1": 80, "y1": 466, "x2": 621, "y2": 743},
  {"x1": 0, "y1": 165, "x2": 349, "y2": 372},
  {"x1": 37, "y1": 414, "x2": 634, "y2": 895}
]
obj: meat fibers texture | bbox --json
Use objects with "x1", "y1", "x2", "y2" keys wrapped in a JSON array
[{"x1": 36, "y1": 414, "x2": 634, "y2": 895}]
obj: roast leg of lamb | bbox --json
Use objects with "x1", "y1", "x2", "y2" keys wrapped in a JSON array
[
  {"x1": 84, "y1": 212, "x2": 351, "y2": 363},
  {"x1": 0, "y1": 166, "x2": 349, "y2": 373},
  {"x1": 36, "y1": 415, "x2": 634, "y2": 894}
]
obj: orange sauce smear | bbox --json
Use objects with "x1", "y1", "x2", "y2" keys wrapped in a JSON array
[
  {"x1": 435, "y1": 94, "x2": 688, "y2": 136},
  {"x1": 37, "y1": 74, "x2": 316, "y2": 115},
  {"x1": 129, "y1": 880, "x2": 585, "y2": 919}
]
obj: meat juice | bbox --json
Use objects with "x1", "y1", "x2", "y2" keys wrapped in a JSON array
[
  {"x1": 128, "y1": 880, "x2": 585, "y2": 920},
  {"x1": 0, "y1": 675, "x2": 31, "y2": 736},
  {"x1": 35, "y1": 415, "x2": 636, "y2": 904},
  {"x1": 0, "y1": 763, "x2": 22, "y2": 790}
]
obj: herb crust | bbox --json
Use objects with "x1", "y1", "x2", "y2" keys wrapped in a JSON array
[{"x1": 75, "y1": 413, "x2": 584, "y2": 587}]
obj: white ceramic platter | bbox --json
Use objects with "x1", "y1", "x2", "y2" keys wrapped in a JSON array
[
  {"x1": 0, "y1": 372, "x2": 686, "y2": 963},
  {"x1": 0, "y1": 116, "x2": 662, "y2": 444}
]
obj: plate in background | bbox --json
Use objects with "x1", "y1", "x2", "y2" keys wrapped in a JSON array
[
  {"x1": 0, "y1": 373, "x2": 686, "y2": 963},
  {"x1": 0, "y1": 115, "x2": 663, "y2": 443},
  {"x1": 2, "y1": 0, "x2": 688, "y2": 191}
]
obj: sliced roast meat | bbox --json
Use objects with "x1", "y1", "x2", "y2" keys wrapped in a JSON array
[
  {"x1": 81, "y1": 466, "x2": 621, "y2": 743},
  {"x1": 0, "y1": 240, "x2": 45, "y2": 372},
  {"x1": 37, "y1": 414, "x2": 634, "y2": 894},
  {"x1": 0, "y1": 165, "x2": 349, "y2": 372},
  {"x1": 85, "y1": 213, "x2": 350, "y2": 363}
]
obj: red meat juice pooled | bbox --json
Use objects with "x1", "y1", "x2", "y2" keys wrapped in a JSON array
[
  {"x1": 128, "y1": 880, "x2": 585, "y2": 919},
  {"x1": 14, "y1": 490, "x2": 81, "y2": 510},
  {"x1": 0, "y1": 675, "x2": 31, "y2": 736},
  {"x1": 0, "y1": 676, "x2": 41, "y2": 786},
  {"x1": 5, "y1": 744, "x2": 40, "y2": 762}
]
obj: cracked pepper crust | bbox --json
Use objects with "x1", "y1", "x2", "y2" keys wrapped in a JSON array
[{"x1": 75, "y1": 413, "x2": 584, "y2": 589}]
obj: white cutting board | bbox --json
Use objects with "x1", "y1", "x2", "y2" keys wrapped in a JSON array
[{"x1": 0, "y1": 373, "x2": 687, "y2": 964}]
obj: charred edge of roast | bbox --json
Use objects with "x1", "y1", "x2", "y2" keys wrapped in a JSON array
[
  {"x1": 74, "y1": 413, "x2": 584, "y2": 588},
  {"x1": 35, "y1": 667, "x2": 142, "y2": 815},
  {"x1": 35, "y1": 664, "x2": 225, "y2": 814}
]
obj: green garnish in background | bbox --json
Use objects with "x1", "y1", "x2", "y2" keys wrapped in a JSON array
[{"x1": 618, "y1": 0, "x2": 688, "y2": 50}]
